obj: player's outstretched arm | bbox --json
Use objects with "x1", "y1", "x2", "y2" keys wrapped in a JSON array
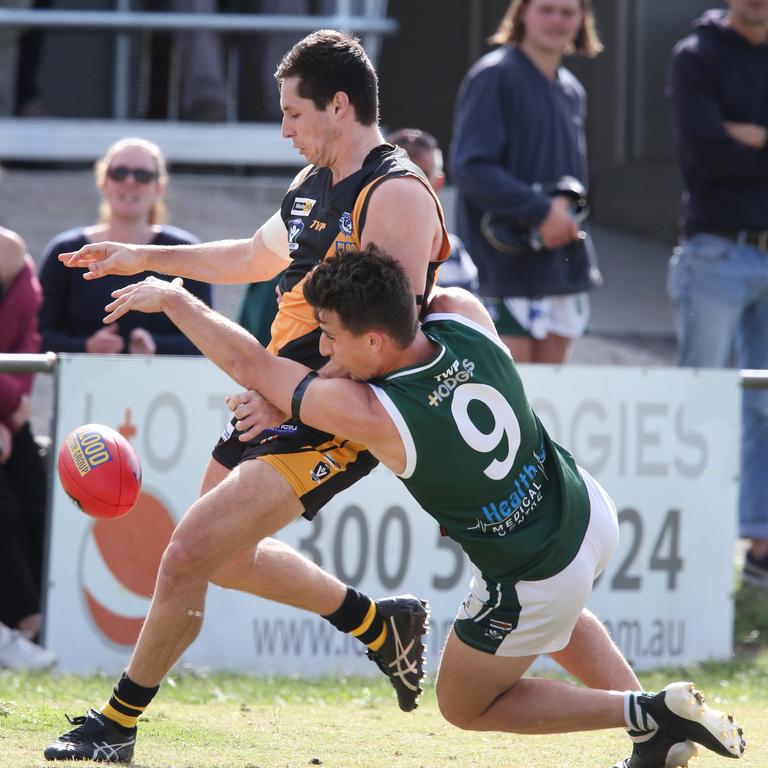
[
  {"x1": 58, "y1": 241, "x2": 153, "y2": 279},
  {"x1": 58, "y1": 213, "x2": 290, "y2": 285},
  {"x1": 103, "y1": 277, "x2": 397, "y2": 459}
]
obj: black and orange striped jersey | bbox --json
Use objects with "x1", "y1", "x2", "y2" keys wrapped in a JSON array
[{"x1": 267, "y1": 143, "x2": 450, "y2": 368}]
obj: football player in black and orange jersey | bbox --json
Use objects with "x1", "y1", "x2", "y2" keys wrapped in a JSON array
[{"x1": 46, "y1": 30, "x2": 448, "y2": 762}]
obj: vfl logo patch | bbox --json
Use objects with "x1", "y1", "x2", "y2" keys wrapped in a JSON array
[
  {"x1": 220, "y1": 422, "x2": 235, "y2": 442},
  {"x1": 291, "y1": 197, "x2": 316, "y2": 217},
  {"x1": 67, "y1": 429, "x2": 113, "y2": 477},
  {"x1": 489, "y1": 619, "x2": 513, "y2": 633},
  {"x1": 287, "y1": 218, "x2": 305, "y2": 252},
  {"x1": 310, "y1": 461, "x2": 331, "y2": 482},
  {"x1": 483, "y1": 619, "x2": 513, "y2": 642},
  {"x1": 339, "y1": 211, "x2": 353, "y2": 236}
]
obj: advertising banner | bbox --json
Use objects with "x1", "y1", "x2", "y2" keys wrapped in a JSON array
[{"x1": 46, "y1": 356, "x2": 739, "y2": 675}]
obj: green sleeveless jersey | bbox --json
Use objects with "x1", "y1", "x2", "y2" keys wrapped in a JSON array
[{"x1": 368, "y1": 313, "x2": 590, "y2": 584}]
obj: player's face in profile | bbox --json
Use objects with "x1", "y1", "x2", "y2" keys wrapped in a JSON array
[
  {"x1": 317, "y1": 310, "x2": 378, "y2": 380},
  {"x1": 101, "y1": 145, "x2": 162, "y2": 224},
  {"x1": 521, "y1": 0, "x2": 583, "y2": 54},
  {"x1": 280, "y1": 76, "x2": 337, "y2": 167}
]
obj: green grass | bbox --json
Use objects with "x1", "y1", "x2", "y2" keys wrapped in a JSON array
[
  {"x1": 734, "y1": 581, "x2": 768, "y2": 650},
  {"x1": 1, "y1": 655, "x2": 767, "y2": 768}
]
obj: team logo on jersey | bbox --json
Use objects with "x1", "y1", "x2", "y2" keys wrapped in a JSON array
[
  {"x1": 339, "y1": 211, "x2": 353, "y2": 236},
  {"x1": 290, "y1": 197, "x2": 316, "y2": 217},
  {"x1": 427, "y1": 358, "x2": 476, "y2": 407},
  {"x1": 310, "y1": 461, "x2": 331, "y2": 482},
  {"x1": 287, "y1": 218, "x2": 305, "y2": 252},
  {"x1": 335, "y1": 241, "x2": 357, "y2": 255},
  {"x1": 468, "y1": 443, "x2": 548, "y2": 536}
]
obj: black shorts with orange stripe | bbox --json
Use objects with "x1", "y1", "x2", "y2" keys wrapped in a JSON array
[{"x1": 212, "y1": 417, "x2": 379, "y2": 521}]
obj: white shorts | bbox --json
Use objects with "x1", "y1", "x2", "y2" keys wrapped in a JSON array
[
  {"x1": 504, "y1": 293, "x2": 590, "y2": 340},
  {"x1": 455, "y1": 468, "x2": 619, "y2": 657}
]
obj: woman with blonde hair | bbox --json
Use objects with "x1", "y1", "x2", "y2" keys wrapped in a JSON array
[{"x1": 39, "y1": 138, "x2": 211, "y2": 355}]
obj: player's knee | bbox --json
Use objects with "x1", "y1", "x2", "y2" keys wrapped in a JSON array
[
  {"x1": 157, "y1": 537, "x2": 209, "y2": 590},
  {"x1": 435, "y1": 688, "x2": 480, "y2": 730}
]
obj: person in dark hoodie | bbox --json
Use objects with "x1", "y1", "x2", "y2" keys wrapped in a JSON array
[
  {"x1": 449, "y1": 0, "x2": 603, "y2": 364},
  {"x1": 667, "y1": 0, "x2": 768, "y2": 591}
]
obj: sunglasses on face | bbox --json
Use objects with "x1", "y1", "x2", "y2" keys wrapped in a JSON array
[{"x1": 106, "y1": 166, "x2": 159, "y2": 183}]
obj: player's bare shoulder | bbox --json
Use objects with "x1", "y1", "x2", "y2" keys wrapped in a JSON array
[
  {"x1": 427, "y1": 287, "x2": 497, "y2": 334},
  {"x1": 367, "y1": 174, "x2": 437, "y2": 218},
  {"x1": 362, "y1": 175, "x2": 443, "y2": 265}
]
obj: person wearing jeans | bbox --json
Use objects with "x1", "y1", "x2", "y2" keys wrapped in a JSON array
[{"x1": 667, "y1": 0, "x2": 768, "y2": 587}]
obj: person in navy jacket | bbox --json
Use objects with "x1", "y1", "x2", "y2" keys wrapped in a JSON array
[{"x1": 450, "y1": 0, "x2": 603, "y2": 364}]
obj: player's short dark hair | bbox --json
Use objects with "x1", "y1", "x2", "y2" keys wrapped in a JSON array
[
  {"x1": 303, "y1": 245, "x2": 417, "y2": 349},
  {"x1": 275, "y1": 29, "x2": 379, "y2": 125}
]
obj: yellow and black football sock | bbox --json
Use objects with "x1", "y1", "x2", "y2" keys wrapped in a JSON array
[
  {"x1": 323, "y1": 586, "x2": 388, "y2": 652},
  {"x1": 100, "y1": 672, "x2": 159, "y2": 731}
]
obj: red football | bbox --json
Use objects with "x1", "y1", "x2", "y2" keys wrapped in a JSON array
[{"x1": 57, "y1": 423, "x2": 142, "y2": 519}]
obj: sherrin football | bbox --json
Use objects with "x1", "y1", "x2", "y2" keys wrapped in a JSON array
[{"x1": 57, "y1": 423, "x2": 142, "y2": 519}]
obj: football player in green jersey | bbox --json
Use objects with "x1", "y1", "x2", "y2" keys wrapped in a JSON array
[{"x1": 103, "y1": 245, "x2": 745, "y2": 768}]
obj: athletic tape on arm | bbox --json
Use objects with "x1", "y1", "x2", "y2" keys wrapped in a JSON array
[
  {"x1": 261, "y1": 210, "x2": 289, "y2": 257},
  {"x1": 291, "y1": 371, "x2": 319, "y2": 420}
]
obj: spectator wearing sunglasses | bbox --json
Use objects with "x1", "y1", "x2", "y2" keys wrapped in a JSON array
[{"x1": 39, "y1": 138, "x2": 212, "y2": 356}]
